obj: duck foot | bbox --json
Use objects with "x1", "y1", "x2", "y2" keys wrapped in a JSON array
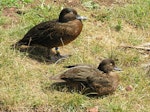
[
  {"x1": 46, "y1": 51, "x2": 71, "y2": 63},
  {"x1": 54, "y1": 54, "x2": 72, "y2": 64},
  {"x1": 46, "y1": 56, "x2": 52, "y2": 60},
  {"x1": 55, "y1": 52, "x2": 71, "y2": 58}
]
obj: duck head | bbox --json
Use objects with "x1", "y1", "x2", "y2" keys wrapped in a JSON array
[
  {"x1": 97, "y1": 59, "x2": 121, "y2": 73},
  {"x1": 59, "y1": 8, "x2": 87, "y2": 23}
]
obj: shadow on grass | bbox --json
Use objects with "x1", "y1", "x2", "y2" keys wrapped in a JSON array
[
  {"x1": 11, "y1": 45, "x2": 69, "y2": 64},
  {"x1": 47, "y1": 81, "x2": 104, "y2": 98}
]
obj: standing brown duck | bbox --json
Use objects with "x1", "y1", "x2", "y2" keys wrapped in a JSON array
[
  {"x1": 15, "y1": 8, "x2": 87, "y2": 58},
  {"x1": 51, "y1": 59, "x2": 121, "y2": 96}
]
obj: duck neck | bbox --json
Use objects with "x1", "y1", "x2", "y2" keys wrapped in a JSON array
[{"x1": 97, "y1": 67, "x2": 110, "y2": 74}]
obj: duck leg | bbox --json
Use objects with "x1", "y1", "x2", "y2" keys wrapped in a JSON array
[
  {"x1": 46, "y1": 48, "x2": 52, "y2": 59},
  {"x1": 55, "y1": 47, "x2": 72, "y2": 59},
  {"x1": 55, "y1": 47, "x2": 61, "y2": 57}
]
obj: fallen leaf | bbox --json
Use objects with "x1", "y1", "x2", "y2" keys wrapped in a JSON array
[
  {"x1": 125, "y1": 85, "x2": 133, "y2": 91},
  {"x1": 86, "y1": 106, "x2": 98, "y2": 112}
]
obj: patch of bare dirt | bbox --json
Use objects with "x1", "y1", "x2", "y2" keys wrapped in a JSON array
[
  {"x1": 2, "y1": 7, "x2": 20, "y2": 28},
  {"x1": 50, "y1": 0, "x2": 115, "y2": 6},
  {"x1": 48, "y1": 0, "x2": 115, "y2": 8},
  {"x1": 3, "y1": 7, "x2": 17, "y2": 17},
  {"x1": 34, "y1": 0, "x2": 119, "y2": 9},
  {"x1": 54, "y1": 0, "x2": 81, "y2": 7},
  {"x1": 94, "y1": 0, "x2": 115, "y2": 6},
  {"x1": 94, "y1": 0, "x2": 133, "y2": 6}
]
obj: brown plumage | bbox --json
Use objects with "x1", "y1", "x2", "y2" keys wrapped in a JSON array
[
  {"x1": 51, "y1": 59, "x2": 121, "y2": 96},
  {"x1": 14, "y1": 8, "x2": 87, "y2": 57}
]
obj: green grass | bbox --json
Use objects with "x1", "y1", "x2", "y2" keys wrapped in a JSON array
[
  {"x1": 0, "y1": 0, "x2": 33, "y2": 9},
  {"x1": 0, "y1": 0, "x2": 150, "y2": 111},
  {"x1": 94, "y1": 0, "x2": 150, "y2": 28}
]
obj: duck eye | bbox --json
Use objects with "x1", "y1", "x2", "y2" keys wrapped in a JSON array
[
  {"x1": 69, "y1": 12, "x2": 74, "y2": 15},
  {"x1": 110, "y1": 63, "x2": 113, "y2": 66}
]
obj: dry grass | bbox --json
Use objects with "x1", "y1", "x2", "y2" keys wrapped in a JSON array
[{"x1": 0, "y1": 0, "x2": 150, "y2": 111}]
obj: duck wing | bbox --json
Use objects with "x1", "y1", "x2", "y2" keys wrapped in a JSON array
[
  {"x1": 17, "y1": 20, "x2": 76, "y2": 48},
  {"x1": 63, "y1": 64, "x2": 94, "y2": 68},
  {"x1": 17, "y1": 21, "x2": 55, "y2": 43},
  {"x1": 60, "y1": 66, "x2": 100, "y2": 82}
]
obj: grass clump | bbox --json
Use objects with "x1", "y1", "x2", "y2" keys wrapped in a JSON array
[
  {"x1": 0, "y1": 0, "x2": 150, "y2": 111},
  {"x1": 82, "y1": 1, "x2": 100, "y2": 9},
  {"x1": 93, "y1": 0, "x2": 150, "y2": 29},
  {"x1": 0, "y1": 0, "x2": 33, "y2": 9},
  {"x1": 112, "y1": 0, "x2": 150, "y2": 28}
]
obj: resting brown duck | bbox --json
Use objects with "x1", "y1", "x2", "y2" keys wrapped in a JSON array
[
  {"x1": 51, "y1": 59, "x2": 121, "y2": 96},
  {"x1": 14, "y1": 8, "x2": 87, "y2": 58}
]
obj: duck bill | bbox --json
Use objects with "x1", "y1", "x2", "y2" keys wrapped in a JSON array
[
  {"x1": 76, "y1": 15, "x2": 87, "y2": 20},
  {"x1": 114, "y1": 67, "x2": 122, "y2": 71}
]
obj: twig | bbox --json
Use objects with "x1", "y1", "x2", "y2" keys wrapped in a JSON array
[
  {"x1": 138, "y1": 42, "x2": 150, "y2": 47},
  {"x1": 120, "y1": 45, "x2": 150, "y2": 51},
  {"x1": 141, "y1": 63, "x2": 150, "y2": 68}
]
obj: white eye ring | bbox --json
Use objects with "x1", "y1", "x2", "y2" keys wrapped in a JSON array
[
  {"x1": 110, "y1": 63, "x2": 113, "y2": 66},
  {"x1": 70, "y1": 12, "x2": 74, "y2": 14}
]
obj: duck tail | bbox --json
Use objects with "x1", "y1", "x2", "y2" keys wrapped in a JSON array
[
  {"x1": 63, "y1": 65, "x2": 78, "y2": 68},
  {"x1": 49, "y1": 75, "x2": 65, "y2": 82},
  {"x1": 11, "y1": 39, "x2": 28, "y2": 49},
  {"x1": 63, "y1": 64, "x2": 93, "y2": 68},
  {"x1": 11, "y1": 41, "x2": 21, "y2": 48}
]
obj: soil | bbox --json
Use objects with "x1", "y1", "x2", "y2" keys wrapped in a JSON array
[{"x1": 2, "y1": 7, "x2": 19, "y2": 28}]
